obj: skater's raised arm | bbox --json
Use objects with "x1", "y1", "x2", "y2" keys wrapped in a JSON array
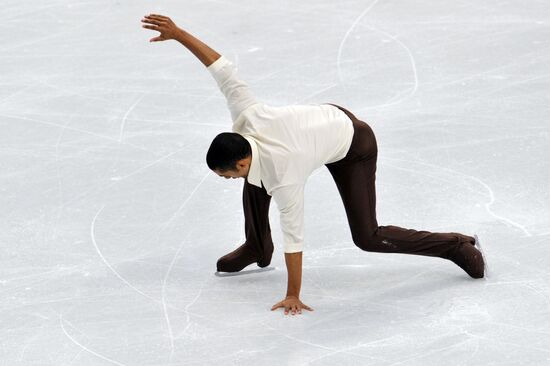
[
  {"x1": 141, "y1": 14, "x2": 220, "y2": 66},
  {"x1": 141, "y1": 13, "x2": 259, "y2": 121}
]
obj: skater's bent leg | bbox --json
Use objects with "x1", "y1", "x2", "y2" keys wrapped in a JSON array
[
  {"x1": 326, "y1": 150, "x2": 474, "y2": 260},
  {"x1": 325, "y1": 105, "x2": 480, "y2": 275},
  {"x1": 242, "y1": 180, "x2": 274, "y2": 263},
  {"x1": 216, "y1": 180, "x2": 274, "y2": 272}
]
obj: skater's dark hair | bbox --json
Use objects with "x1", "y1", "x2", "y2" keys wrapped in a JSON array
[{"x1": 206, "y1": 132, "x2": 251, "y2": 172}]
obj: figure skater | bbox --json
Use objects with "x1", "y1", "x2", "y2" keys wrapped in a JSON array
[{"x1": 141, "y1": 13, "x2": 485, "y2": 316}]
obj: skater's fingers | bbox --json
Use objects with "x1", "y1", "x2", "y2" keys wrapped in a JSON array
[
  {"x1": 150, "y1": 13, "x2": 169, "y2": 19},
  {"x1": 141, "y1": 18, "x2": 165, "y2": 25},
  {"x1": 145, "y1": 15, "x2": 175, "y2": 27},
  {"x1": 142, "y1": 25, "x2": 159, "y2": 31},
  {"x1": 271, "y1": 298, "x2": 311, "y2": 315},
  {"x1": 146, "y1": 14, "x2": 169, "y2": 20}
]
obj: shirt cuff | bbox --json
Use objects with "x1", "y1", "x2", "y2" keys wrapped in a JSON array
[
  {"x1": 207, "y1": 55, "x2": 230, "y2": 75},
  {"x1": 284, "y1": 242, "x2": 304, "y2": 253}
]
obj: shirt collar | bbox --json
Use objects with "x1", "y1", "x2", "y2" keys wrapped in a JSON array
[{"x1": 242, "y1": 135, "x2": 262, "y2": 188}]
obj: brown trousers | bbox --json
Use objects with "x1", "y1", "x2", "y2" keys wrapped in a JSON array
[{"x1": 238, "y1": 104, "x2": 474, "y2": 267}]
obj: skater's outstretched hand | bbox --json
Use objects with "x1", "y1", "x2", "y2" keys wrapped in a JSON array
[
  {"x1": 141, "y1": 13, "x2": 220, "y2": 67},
  {"x1": 141, "y1": 14, "x2": 182, "y2": 42},
  {"x1": 271, "y1": 296, "x2": 314, "y2": 316}
]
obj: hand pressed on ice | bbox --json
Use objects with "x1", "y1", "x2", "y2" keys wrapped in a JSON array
[
  {"x1": 141, "y1": 14, "x2": 181, "y2": 42},
  {"x1": 271, "y1": 296, "x2": 314, "y2": 315}
]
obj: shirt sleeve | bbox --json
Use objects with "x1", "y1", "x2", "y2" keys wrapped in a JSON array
[
  {"x1": 272, "y1": 184, "x2": 305, "y2": 253},
  {"x1": 207, "y1": 56, "x2": 259, "y2": 121}
]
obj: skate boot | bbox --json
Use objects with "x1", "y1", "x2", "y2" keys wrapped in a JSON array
[
  {"x1": 449, "y1": 242, "x2": 485, "y2": 279},
  {"x1": 216, "y1": 242, "x2": 273, "y2": 273}
]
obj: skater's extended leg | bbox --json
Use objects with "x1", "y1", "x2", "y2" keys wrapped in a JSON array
[{"x1": 325, "y1": 104, "x2": 482, "y2": 277}]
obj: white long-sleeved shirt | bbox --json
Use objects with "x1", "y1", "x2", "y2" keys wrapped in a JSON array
[{"x1": 208, "y1": 56, "x2": 355, "y2": 253}]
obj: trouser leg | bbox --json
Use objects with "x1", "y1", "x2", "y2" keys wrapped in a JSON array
[
  {"x1": 216, "y1": 180, "x2": 274, "y2": 272},
  {"x1": 242, "y1": 180, "x2": 274, "y2": 264},
  {"x1": 325, "y1": 104, "x2": 475, "y2": 260}
]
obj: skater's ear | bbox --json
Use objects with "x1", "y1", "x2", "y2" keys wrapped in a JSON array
[{"x1": 235, "y1": 157, "x2": 250, "y2": 169}]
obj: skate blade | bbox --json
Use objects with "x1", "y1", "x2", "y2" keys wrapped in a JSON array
[
  {"x1": 214, "y1": 266, "x2": 276, "y2": 277},
  {"x1": 473, "y1": 234, "x2": 491, "y2": 279}
]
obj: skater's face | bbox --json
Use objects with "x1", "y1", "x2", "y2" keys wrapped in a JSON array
[
  {"x1": 213, "y1": 156, "x2": 251, "y2": 180},
  {"x1": 215, "y1": 168, "x2": 241, "y2": 179}
]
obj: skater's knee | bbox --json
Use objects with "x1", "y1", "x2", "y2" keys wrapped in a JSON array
[
  {"x1": 353, "y1": 229, "x2": 397, "y2": 252},
  {"x1": 352, "y1": 233, "x2": 377, "y2": 251}
]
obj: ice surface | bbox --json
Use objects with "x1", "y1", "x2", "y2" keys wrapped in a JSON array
[{"x1": 2, "y1": 0, "x2": 550, "y2": 365}]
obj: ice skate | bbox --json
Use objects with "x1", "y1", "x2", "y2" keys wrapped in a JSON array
[
  {"x1": 215, "y1": 266, "x2": 276, "y2": 277},
  {"x1": 216, "y1": 242, "x2": 274, "y2": 274},
  {"x1": 449, "y1": 242, "x2": 485, "y2": 279}
]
